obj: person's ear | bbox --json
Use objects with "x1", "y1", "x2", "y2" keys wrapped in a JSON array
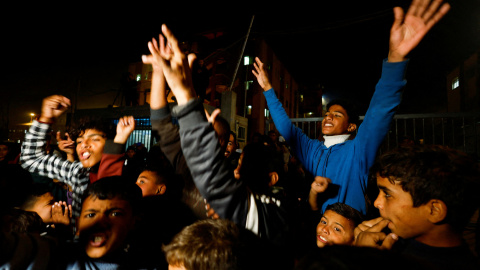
[
  {"x1": 268, "y1": 172, "x2": 279, "y2": 187},
  {"x1": 156, "y1": 184, "x2": 167, "y2": 195},
  {"x1": 347, "y1": 123, "x2": 357, "y2": 133},
  {"x1": 426, "y1": 199, "x2": 447, "y2": 224}
]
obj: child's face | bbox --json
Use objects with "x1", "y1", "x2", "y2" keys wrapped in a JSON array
[
  {"x1": 0, "y1": 144, "x2": 8, "y2": 160},
  {"x1": 374, "y1": 175, "x2": 432, "y2": 240},
  {"x1": 225, "y1": 134, "x2": 236, "y2": 158},
  {"x1": 316, "y1": 210, "x2": 355, "y2": 248},
  {"x1": 321, "y1": 105, "x2": 351, "y2": 136},
  {"x1": 29, "y1": 192, "x2": 55, "y2": 224},
  {"x1": 76, "y1": 129, "x2": 106, "y2": 168},
  {"x1": 136, "y1": 170, "x2": 164, "y2": 197},
  {"x1": 78, "y1": 195, "x2": 135, "y2": 259}
]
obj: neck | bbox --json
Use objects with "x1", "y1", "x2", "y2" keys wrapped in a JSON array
[
  {"x1": 414, "y1": 224, "x2": 463, "y2": 247},
  {"x1": 323, "y1": 134, "x2": 351, "y2": 148}
]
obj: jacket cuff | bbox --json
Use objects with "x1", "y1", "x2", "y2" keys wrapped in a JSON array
[
  {"x1": 382, "y1": 58, "x2": 409, "y2": 82},
  {"x1": 150, "y1": 106, "x2": 170, "y2": 121}
]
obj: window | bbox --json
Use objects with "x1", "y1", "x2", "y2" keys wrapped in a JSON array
[
  {"x1": 247, "y1": 105, "x2": 252, "y2": 115},
  {"x1": 136, "y1": 74, "x2": 142, "y2": 82},
  {"x1": 244, "y1": 56, "x2": 251, "y2": 65},
  {"x1": 452, "y1": 77, "x2": 459, "y2": 90},
  {"x1": 265, "y1": 109, "x2": 270, "y2": 118}
]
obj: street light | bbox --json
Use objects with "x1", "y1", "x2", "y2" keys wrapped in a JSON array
[{"x1": 30, "y1": 113, "x2": 35, "y2": 122}]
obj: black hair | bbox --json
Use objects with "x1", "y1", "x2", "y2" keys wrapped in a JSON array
[
  {"x1": 68, "y1": 116, "x2": 116, "y2": 141},
  {"x1": 324, "y1": 202, "x2": 364, "y2": 227},
  {"x1": 2, "y1": 208, "x2": 44, "y2": 234},
  {"x1": 20, "y1": 183, "x2": 52, "y2": 210},
  {"x1": 326, "y1": 99, "x2": 360, "y2": 126},
  {"x1": 82, "y1": 176, "x2": 143, "y2": 214},
  {"x1": 240, "y1": 142, "x2": 284, "y2": 194},
  {"x1": 369, "y1": 144, "x2": 480, "y2": 232}
]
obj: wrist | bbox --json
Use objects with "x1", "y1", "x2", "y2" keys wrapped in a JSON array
[
  {"x1": 387, "y1": 51, "x2": 406, "y2": 63},
  {"x1": 38, "y1": 116, "x2": 54, "y2": 124}
]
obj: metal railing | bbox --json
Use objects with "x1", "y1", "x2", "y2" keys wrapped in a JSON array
[{"x1": 285, "y1": 112, "x2": 480, "y2": 158}]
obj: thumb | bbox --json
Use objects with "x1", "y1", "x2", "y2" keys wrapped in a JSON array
[
  {"x1": 381, "y1": 233, "x2": 398, "y2": 250},
  {"x1": 187, "y1": 53, "x2": 197, "y2": 69}
]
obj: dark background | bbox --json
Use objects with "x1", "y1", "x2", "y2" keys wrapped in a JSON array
[{"x1": 3, "y1": 0, "x2": 480, "y2": 125}]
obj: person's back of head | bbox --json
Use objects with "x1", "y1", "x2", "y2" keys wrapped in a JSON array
[
  {"x1": 163, "y1": 218, "x2": 272, "y2": 270},
  {"x1": 240, "y1": 142, "x2": 284, "y2": 194},
  {"x1": 370, "y1": 144, "x2": 480, "y2": 233},
  {"x1": 1, "y1": 208, "x2": 44, "y2": 235}
]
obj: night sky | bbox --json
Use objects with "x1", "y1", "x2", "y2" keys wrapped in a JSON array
[{"x1": 3, "y1": 0, "x2": 480, "y2": 126}]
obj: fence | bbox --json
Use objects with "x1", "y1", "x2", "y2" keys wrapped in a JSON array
[{"x1": 286, "y1": 112, "x2": 480, "y2": 158}]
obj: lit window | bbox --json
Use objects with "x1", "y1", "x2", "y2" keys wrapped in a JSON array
[
  {"x1": 247, "y1": 105, "x2": 252, "y2": 115},
  {"x1": 451, "y1": 77, "x2": 459, "y2": 90},
  {"x1": 244, "y1": 56, "x2": 251, "y2": 65},
  {"x1": 265, "y1": 109, "x2": 270, "y2": 118},
  {"x1": 136, "y1": 74, "x2": 141, "y2": 81},
  {"x1": 300, "y1": 95, "x2": 304, "y2": 102}
]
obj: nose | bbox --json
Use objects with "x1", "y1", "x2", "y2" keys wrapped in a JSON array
[
  {"x1": 80, "y1": 138, "x2": 91, "y2": 149},
  {"x1": 320, "y1": 225, "x2": 329, "y2": 235},
  {"x1": 373, "y1": 195, "x2": 383, "y2": 210}
]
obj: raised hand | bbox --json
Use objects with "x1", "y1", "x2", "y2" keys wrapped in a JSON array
[
  {"x1": 39, "y1": 95, "x2": 71, "y2": 123},
  {"x1": 114, "y1": 116, "x2": 136, "y2": 144},
  {"x1": 51, "y1": 201, "x2": 72, "y2": 226},
  {"x1": 308, "y1": 176, "x2": 331, "y2": 210},
  {"x1": 353, "y1": 217, "x2": 398, "y2": 249},
  {"x1": 388, "y1": 0, "x2": 450, "y2": 62},
  {"x1": 154, "y1": 24, "x2": 197, "y2": 106},
  {"x1": 252, "y1": 57, "x2": 273, "y2": 91}
]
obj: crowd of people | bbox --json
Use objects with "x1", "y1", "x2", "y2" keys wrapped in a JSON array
[{"x1": 1, "y1": 0, "x2": 480, "y2": 269}]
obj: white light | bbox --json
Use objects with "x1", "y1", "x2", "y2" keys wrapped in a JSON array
[
  {"x1": 244, "y1": 56, "x2": 251, "y2": 65},
  {"x1": 136, "y1": 74, "x2": 141, "y2": 81}
]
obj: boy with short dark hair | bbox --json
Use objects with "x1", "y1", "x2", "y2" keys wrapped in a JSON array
[
  {"x1": 316, "y1": 202, "x2": 363, "y2": 248},
  {"x1": 354, "y1": 144, "x2": 480, "y2": 269}
]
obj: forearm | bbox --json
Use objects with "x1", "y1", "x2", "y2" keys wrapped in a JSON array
[
  {"x1": 308, "y1": 189, "x2": 319, "y2": 211},
  {"x1": 150, "y1": 71, "x2": 167, "y2": 110},
  {"x1": 174, "y1": 99, "x2": 247, "y2": 226}
]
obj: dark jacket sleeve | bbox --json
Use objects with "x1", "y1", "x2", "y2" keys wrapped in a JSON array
[{"x1": 172, "y1": 99, "x2": 248, "y2": 227}]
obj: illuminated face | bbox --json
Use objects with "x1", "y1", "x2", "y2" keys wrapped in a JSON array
[
  {"x1": 0, "y1": 144, "x2": 8, "y2": 161},
  {"x1": 27, "y1": 192, "x2": 55, "y2": 224},
  {"x1": 374, "y1": 175, "x2": 432, "y2": 240},
  {"x1": 136, "y1": 170, "x2": 164, "y2": 197},
  {"x1": 321, "y1": 105, "x2": 352, "y2": 136},
  {"x1": 78, "y1": 196, "x2": 135, "y2": 259},
  {"x1": 316, "y1": 210, "x2": 355, "y2": 248},
  {"x1": 76, "y1": 129, "x2": 106, "y2": 168},
  {"x1": 225, "y1": 134, "x2": 237, "y2": 158}
]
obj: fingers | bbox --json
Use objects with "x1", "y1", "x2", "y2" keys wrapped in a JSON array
[
  {"x1": 391, "y1": 7, "x2": 405, "y2": 31},
  {"x1": 161, "y1": 24, "x2": 181, "y2": 57},
  {"x1": 381, "y1": 233, "x2": 399, "y2": 249},
  {"x1": 205, "y1": 109, "x2": 221, "y2": 124},
  {"x1": 187, "y1": 53, "x2": 197, "y2": 69},
  {"x1": 56, "y1": 131, "x2": 62, "y2": 142},
  {"x1": 425, "y1": 2, "x2": 450, "y2": 29}
]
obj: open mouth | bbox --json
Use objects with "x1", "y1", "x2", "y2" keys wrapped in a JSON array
[
  {"x1": 324, "y1": 123, "x2": 333, "y2": 127},
  {"x1": 317, "y1": 235, "x2": 328, "y2": 244},
  {"x1": 80, "y1": 151, "x2": 91, "y2": 160},
  {"x1": 88, "y1": 233, "x2": 107, "y2": 247}
]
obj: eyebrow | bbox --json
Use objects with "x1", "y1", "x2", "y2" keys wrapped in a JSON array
[
  {"x1": 377, "y1": 185, "x2": 392, "y2": 193},
  {"x1": 77, "y1": 133, "x2": 105, "y2": 139},
  {"x1": 322, "y1": 215, "x2": 346, "y2": 229}
]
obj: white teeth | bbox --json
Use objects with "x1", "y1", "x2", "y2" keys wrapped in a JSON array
[
  {"x1": 320, "y1": 236, "x2": 327, "y2": 242},
  {"x1": 94, "y1": 236, "x2": 103, "y2": 242},
  {"x1": 325, "y1": 124, "x2": 333, "y2": 127},
  {"x1": 83, "y1": 152, "x2": 90, "y2": 157}
]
